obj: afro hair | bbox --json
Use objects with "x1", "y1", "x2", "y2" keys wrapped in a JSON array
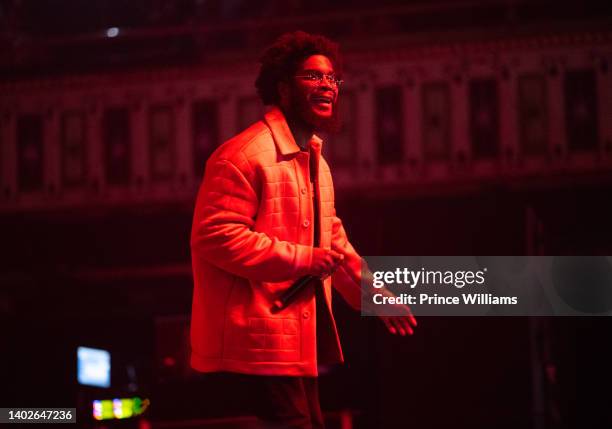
[{"x1": 255, "y1": 31, "x2": 341, "y2": 106}]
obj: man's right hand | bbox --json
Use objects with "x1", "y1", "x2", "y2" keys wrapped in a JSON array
[{"x1": 309, "y1": 248, "x2": 344, "y2": 277}]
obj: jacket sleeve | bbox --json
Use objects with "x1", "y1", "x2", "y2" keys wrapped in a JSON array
[
  {"x1": 190, "y1": 158, "x2": 314, "y2": 282},
  {"x1": 330, "y1": 211, "x2": 364, "y2": 310}
]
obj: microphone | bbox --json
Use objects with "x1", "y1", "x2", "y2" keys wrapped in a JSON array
[{"x1": 271, "y1": 275, "x2": 327, "y2": 312}]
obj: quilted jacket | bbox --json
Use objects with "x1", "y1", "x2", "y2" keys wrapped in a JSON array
[{"x1": 190, "y1": 107, "x2": 363, "y2": 376}]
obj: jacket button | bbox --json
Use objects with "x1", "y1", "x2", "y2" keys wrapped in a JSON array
[
  {"x1": 302, "y1": 220, "x2": 310, "y2": 228},
  {"x1": 301, "y1": 188, "x2": 307, "y2": 195},
  {"x1": 302, "y1": 311, "x2": 310, "y2": 319}
]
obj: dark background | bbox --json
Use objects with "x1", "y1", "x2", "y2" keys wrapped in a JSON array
[{"x1": 1, "y1": 1, "x2": 612, "y2": 428}]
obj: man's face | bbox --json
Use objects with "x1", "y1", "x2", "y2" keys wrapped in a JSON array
[{"x1": 283, "y1": 54, "x2": 341, "y2": 132}]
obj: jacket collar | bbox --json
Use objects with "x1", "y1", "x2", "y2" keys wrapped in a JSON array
[{"x1": 264, "y1": 106, "x2": 323, "y2": 155}]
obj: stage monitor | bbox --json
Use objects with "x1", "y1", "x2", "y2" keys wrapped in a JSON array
[{"x1": 77, "y1": 346, "x2": 111, "y2": 388}]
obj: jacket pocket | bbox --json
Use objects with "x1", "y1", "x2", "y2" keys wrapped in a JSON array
[{"x1": 243, "y1": 317, "x2": 301, "y2": 362}]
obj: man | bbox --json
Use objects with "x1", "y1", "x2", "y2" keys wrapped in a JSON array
[{"x1": 190, "y1": 31, "x2": 416, "y2": 428}]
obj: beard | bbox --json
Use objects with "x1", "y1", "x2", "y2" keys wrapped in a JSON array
[{"x1": 285, "y1": 86, "x2": 342, "y2": 134}]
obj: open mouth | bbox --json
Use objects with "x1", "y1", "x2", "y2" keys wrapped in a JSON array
[{"x1": 311, "y1": 95, "x2": 333, "y2": 106}]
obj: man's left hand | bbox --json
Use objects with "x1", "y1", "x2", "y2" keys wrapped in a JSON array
[{"x1": 380, "y1": 312, "x2": 417, "y2": 336}]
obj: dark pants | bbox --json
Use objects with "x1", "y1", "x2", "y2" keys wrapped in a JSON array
[{"x1": 230, "y1": 373, "x2": 325, "y2": 429}]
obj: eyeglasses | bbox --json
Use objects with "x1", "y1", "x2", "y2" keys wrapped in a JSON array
[{"x1": 295, "y1": 71, "x2": 344, "y2": 88}]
